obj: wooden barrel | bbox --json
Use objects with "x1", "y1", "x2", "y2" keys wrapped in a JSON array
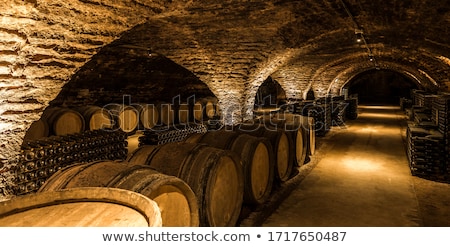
[
  {"x1": 236, "y1": 123, "x2": 295, "y2": 183},
  {"x1": 23, "y1": 119, "x2": 49, "y2": 141},
  {"x1": 41, "y1": 107, "x2": 85, "y2": 136},
  {"x1": 0, "y1": 187, "x2": 162, "y2": 227},
  {"x1": 260, "y1": 113, "x2": 308, "y2": 168},
  {"x1": 75, "y1": 105, "x2": 113, "y2": 130},
  {"x1": 185, "y1": 130, "x2": 274, "y2": 205},
  {"x1": 157, "y1": 102, "x2": 175, "y2": 126},
  {"x1": 134, "y1": 103, "x2": 159, "y2": 130},
  {"x1": 127, "y1": 142, "x2": 244, "y2": 227},
  {"x1": 177, "y1": 102, "x2": 191, "y2": 124},
  {"x1": 104, "y1": 103, "x2": 138, "y2": 133},
  {"x1": 193, "y1": 97, "x2": 218, "y2": 122},
  {"x1": 301, "y1": 116, "x2": 316, "y2": 156},
  {"x1": 38, "y1": 160, "x2": 199, "y2": 227}
]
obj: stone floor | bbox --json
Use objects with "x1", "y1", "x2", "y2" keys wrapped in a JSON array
[{"x1": 240, "y1": 105, "x2": 450, "y2": 227}]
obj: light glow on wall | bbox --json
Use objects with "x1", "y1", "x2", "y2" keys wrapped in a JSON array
[
  {"x1": 437, "y1": 56, "x2": 450, "y2": 66},
  {"x1": 418, "y1": 69, "x2": 438, "y2": 86}
]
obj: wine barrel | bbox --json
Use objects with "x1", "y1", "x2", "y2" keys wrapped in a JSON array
[
  {"x1": 302, "y1": 116, "x2": 316, "y2": 156},
  {"x1": 23, "y1": 119, "x2": 49, "y2": 141},
  {"x1": 134, "y1": 103, "x2": 159, "y2": 130},
  {"x1": 193, "y1": 97, "x2": 218, "y2": 122},
  {"x1": 75, "y1": 105, "x2": 113, "y2": 130},
  {"x1": 38, "y1": 160, "x2": 199, "y2": 227},
  {"x1": 127, "y1": 142, "x2": 244, "y2": 227},
  {"x1": 41, "y1": 107, "x2": 85, "y2": 136},
  {"x1": 157, "y1": 102, "x2": 175, "y2": 126},
  {"x1": 177, "y1": 102, "x2": 191, "y2": 124},
  {"x1": 104, "y1": 103, "x2": 138, "y2": 133},
  {"x1": 260, "y1": 113, "x2": 308, "y2": 168},
  {"x1": 236, "y1": 123, "x2": 295, "y2": 183},
  {"x1": 0, "y1": 187, "x2": 162, "y2": 227},
  {"x1": 184, "y1": 130, "x2": 275, "y2": 205}
]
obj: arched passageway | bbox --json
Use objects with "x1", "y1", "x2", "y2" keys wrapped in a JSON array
[{"x1": 344, "y1": 69, "x2": 419, "y2": 105}]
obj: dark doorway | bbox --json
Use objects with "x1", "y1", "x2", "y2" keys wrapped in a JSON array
[
  {"x1": 254, "y1": 77, "x2": 287, "y2": 109},
  {"x1": 344, "y1": 69, "x2": 418, "y2": 105}
]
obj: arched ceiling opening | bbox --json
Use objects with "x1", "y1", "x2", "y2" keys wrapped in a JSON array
[
  {"x1": 343, "y1": 69, "x2": 418, "y2": 105},
  {"x1": 254, "y1": 76, "x2": 287, "y2": 109},
  {"x1": 51, "y1": 43, "x2": 215, "y2": 107}
]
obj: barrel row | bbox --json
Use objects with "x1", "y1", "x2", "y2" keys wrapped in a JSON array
[
  {"x1": 13, "y1": 140, "x2": 243, "y2": 227},
  {"x1": 35, "y1": 117, "x2": 316, "y2": 227},
  {"x1": 19, "y1": 112, "x2": 316, "y2": 227},
  {"x1": 37, "y1": 142, "x2": 240, "y2": 227},
  {"x1": 25, "y1": 98, "x2": 221, "y2": 141}
]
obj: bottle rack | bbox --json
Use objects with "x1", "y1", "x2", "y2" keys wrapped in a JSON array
[{"x1": 15, "y1": 129, "x2": 128, "y2": 195}]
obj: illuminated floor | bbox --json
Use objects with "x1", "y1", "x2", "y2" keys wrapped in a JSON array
[{"x1": 261, "y1": 105, "x2": 449, "y2": 227}]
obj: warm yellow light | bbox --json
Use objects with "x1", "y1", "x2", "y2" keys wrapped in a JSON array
[
  {"x1": 342, "y1": 156, "x2": 382, "y2": 173},
  {"x1": 358, "y1": 106, "x2": 399, "y2": 110},
  {"x1": 359, "y1": 112, "x2": 403, "y2": 120}
]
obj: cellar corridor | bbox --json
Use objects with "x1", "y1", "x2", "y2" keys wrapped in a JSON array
[
  {"x1": 257, "y1": 105, "x2": 450, "y2": 227},
  {"x1": 1, "y1": 0, "x2": 450, "y2": 228}
]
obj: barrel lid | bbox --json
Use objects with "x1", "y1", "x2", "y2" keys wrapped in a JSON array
[{"x1": 0, "y1": 187, "x2": 162, "y2": 227}]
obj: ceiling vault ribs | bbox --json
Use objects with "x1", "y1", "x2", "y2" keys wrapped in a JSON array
[{"x1": 338, "y1": 0, "x2": 378, "y2": 68}]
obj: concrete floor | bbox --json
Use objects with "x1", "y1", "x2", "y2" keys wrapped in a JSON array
[{"x1": 250, "y1": 105, "x2": 450, "y2": 227}]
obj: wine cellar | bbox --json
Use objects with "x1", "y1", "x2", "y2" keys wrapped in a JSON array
[{"x1": 1, "y1": 0, "x2": 450, "y2": 227}]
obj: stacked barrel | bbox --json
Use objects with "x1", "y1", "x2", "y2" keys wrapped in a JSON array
[
  {"x1": 15, "y1": 97, "x2": 320, "y2": 227},
  {"x1": 136, "y1": 97, "x2": 222, "y2": 145},
  {"x1": 126, "y1": 142, "x2": 244, "y2": 226},
  {"x1": 27, "y1": 96, "x2": 221, "y2": 141}
]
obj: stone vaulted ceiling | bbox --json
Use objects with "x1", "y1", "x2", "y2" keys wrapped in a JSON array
[{"x1": 1, "y1": 0, "x2": 450, "y2": 181}]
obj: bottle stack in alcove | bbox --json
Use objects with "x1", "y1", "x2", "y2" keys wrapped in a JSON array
[
  {"x1": 292, "y1": 95, "x2": 358, "y2": 137},
  {"x1": 15, "y1": 129, "x2": 128, "y2": 195},
  {"x1": 404, "y1": 89, "x2": 450, "y2": 181}
]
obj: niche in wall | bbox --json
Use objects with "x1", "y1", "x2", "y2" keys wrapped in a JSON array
[{"x1": 254, "y1": 77, "x2": 287, "y2": 110}]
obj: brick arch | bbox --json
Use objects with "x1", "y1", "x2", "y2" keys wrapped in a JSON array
[
  {"x1": 327, "y1": 60, "x2": 441, "y2": 97},
  {"x1": 0, "y1": 0, "x2": 186, "y2": 199},
  {"x1": 302, "y1": 48, "x2": 446, "y2": 98}
]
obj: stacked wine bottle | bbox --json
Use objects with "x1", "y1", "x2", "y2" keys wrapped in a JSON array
[
  {"x1": 16, "y1": 129, "x2": 128, "y2": 195},
  {"x1": 139, "y1": 124, "x2": 208, "y2": 145}
]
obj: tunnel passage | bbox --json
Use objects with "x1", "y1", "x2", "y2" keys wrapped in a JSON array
[{"x1": 344, "y1": 69, "x2": 419, "y2": 105}]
